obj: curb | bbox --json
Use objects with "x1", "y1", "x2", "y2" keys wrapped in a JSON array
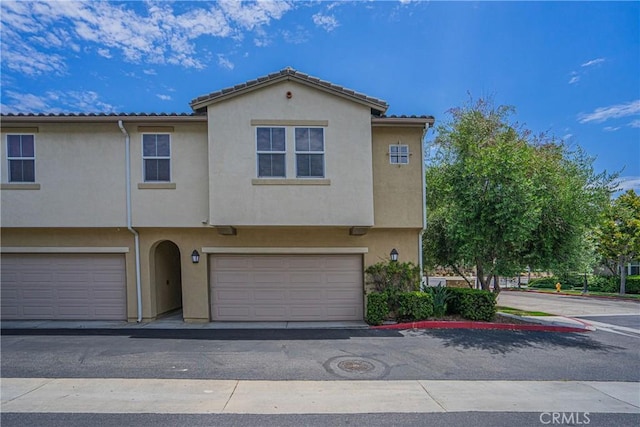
[{"x1": 371, "y1": 320, "x2": 590, "y2": 333}]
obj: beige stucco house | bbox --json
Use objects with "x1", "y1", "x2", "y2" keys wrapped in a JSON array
[{"x1": 1, "y1": 68, "x2": 434, "y2": 323}]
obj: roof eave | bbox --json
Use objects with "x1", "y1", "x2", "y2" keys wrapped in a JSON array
[
  {"x1": 190, "y1": 72, "x2": 389, "y2": 114},
  {"x1": 372, "y1": 116, "x2": 435, "y2": 128},
  {"x1": 0, "y1": 114, "x2": 207, "y2": 124}
]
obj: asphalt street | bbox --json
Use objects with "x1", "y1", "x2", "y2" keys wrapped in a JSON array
[
  {"x1": 1, "y1": 327, "x2": 638, "y2": 382},
  {"x1": 2, "y1": 291, "x2": 639, "y2": 426}
]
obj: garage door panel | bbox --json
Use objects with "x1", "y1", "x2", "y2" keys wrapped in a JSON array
[
  {"x1": 289, "y1": 290, "x2": 323, "y2": 300},
  {"x1": 254, "y1": 306, "x2": 288, "y2": 318},
  {"x1": 1, "y1": 254, "x2": 126, "y2": 320},
  {"x1": 22, "y1": 288, "x2": 55, "y2": 299},
  {"x1": 253, "y1": 289, "x2": 286, "y2": 300},
  {"x1": 252, "y1": 257, "x2": 288, "y2": 269},
  {"x1": 216, "y1": 289, "x2": 251, "y2": 301},
  {"x1": 210, "y1": 254, "x2": 363, "y2": 321},
  {"x1": 255, "y1": 273, "x2": 287, "y2": 283},
  {"x1": 215, "y1": 271, "x2": 252, "y2": 283},
  {"x1": 57, "y1": 289, "x2": 90, "y2": 299}
]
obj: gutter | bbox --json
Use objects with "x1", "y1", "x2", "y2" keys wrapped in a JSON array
[{"x1": 118, "y1": 120, "x2": 143, "y2": 323}]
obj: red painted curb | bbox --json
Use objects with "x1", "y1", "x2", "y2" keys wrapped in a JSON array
[{"x1": 371, "y1": 320, "x2": 588, "y2": 333}]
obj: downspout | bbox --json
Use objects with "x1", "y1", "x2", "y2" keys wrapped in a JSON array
[
  {"x1": 118, "y1": 120, "x2": 143, "y2": 323},
  {"x1": 419, "y1": 123, "x2": 430, "y2": 288}
]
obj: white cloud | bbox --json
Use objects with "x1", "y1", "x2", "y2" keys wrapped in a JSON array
[
  {"x1": 156, "y1": 94, "x2": 172, "y2": 101},
  {"x1": 603, "y1": 126, "x2": 621, "y2": 132},
  {"x1": 568, "y1": 75, "x2": 580, "y2": 85},
  {"x1": 1, "y1": 90, "x2": 116, "y2": 114},
  {"x1": 578, "y1": 100, "x2": 640, "y2": 124},
  {"x1": 0, "y1": 0, "x2": 296, "y2": 73},
  {"x1": 581, "y1": 58, "x2": 605, "y2": 67},
  {"x1": 282, "y1": 27, "x2": 310, "y2": 44},
  {"x1": 97, "y1": 48, "x2": 112, "y2": 58},
  {"x1": 616, "y1": 177, "x2": 640, "y2": 193},
  {"x1": 143, "y1": 69, "x2": 157, "y2": 75},
  {"x1": 562, "y1": 133, "x2": 573, "y2": 141},
  {"x1": 217, "y1": 54, "x2": 235, "y2": 70},
  {"x1": 312, "y1": 13, "x2": 339, "y2": 31},
  {"x1": 629, "y1": 119, "x2": 640, "y2": 128}
]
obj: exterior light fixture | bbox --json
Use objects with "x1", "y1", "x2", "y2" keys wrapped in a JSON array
[
  {"x1": 191, "y1": 250, "x2": 200, "y2": 264},
  {"x1": 390, "y1": 248, "x2": 399, "y2": 262}
]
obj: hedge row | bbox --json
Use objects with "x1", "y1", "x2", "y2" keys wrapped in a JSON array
[
  {"x1": 366, "y1": 287, "x2": 496, "y2": 325},
  {"x1": 528, "y1": 275, "x2": 640, "y2": 294},
  {"x1": 446, "y1": 288, "x2": 497, "y2": 321}
]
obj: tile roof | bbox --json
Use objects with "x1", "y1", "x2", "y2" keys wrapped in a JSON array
[
  {"x1": 0, "y1": 112, "x2": 207, "y2": 123},
  {"x1": 190, "y1": 67, "x2": 389, "y2": 114},
  {"x1": 1, "y1": 112, "x2": 201, "y2": 117}
]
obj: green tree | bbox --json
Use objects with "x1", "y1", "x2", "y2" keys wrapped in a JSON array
[
  {"x1": 424, "y1": 98, "x2": 613, "y2": 292},
  {"x1": 597, "y1": 190, "x2": 640, "y2": 294}
]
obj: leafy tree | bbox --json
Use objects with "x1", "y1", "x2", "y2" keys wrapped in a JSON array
[
  {"x1": 424, "y1": 98, "x2": 613, "y2": 292},
  {"x1": 597, "y1": 190, "x2": 640, "y2": 294}
]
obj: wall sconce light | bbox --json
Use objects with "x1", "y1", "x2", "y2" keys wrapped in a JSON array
[
  {"x1": 191, "y1": 250, "x2": 200, "y2": 264},
  {"x1": 390, "y1": 248, "x2": 398, "y2": 262}
]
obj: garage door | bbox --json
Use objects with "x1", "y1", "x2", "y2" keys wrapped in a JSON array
[
  {"x1": 1, "y1": 253, "x2": 126, "y2": 320},
  {"x1": 210, "y1": 255, "x2": 363, "y2": 321}
]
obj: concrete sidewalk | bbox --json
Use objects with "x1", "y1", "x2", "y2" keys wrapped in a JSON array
[{"x1": 2, "y1": 378, "x2": 638, "y2": 414}]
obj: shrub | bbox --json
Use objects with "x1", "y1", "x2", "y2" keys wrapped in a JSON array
[
  {"x1": 528, "y1": 277, "x2": 578, "y2": 290},
  {"x1": 365, "y1": 261, "x2": 421, "y2": 294},
  {"x1": 447, "y1": 288, "x2": 496, "y2": 321},
  {"x1": 427, "y1": 286, "x2": 451, "y2": 318},
  {"x1": 627, "y1": 276, "x2": 640, "y2": 294},
  {"x1": 366, "y1": 292, "x2": 389, "y2": 325},
  {"x1": 365, "y1": 260, "x2": 421, "y2": 314},
  {"x1": 589, "y1": 276, "x2": 618, "y2": 293},
  {"x1": 396, "y1": 291, "x2": 434, "y2": 321},
  {"x1": 591, "y1": 275, "x2": 640, "y2": 294}
]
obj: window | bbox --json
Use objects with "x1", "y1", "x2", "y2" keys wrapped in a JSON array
[
  {"x1": 389, "y1": 144, "x2": 409, "y2": 165},
  {"x1": 257, "y1": 127, "x2": 286, "y2": 178},
  {"x1": 7, "y1": 134, "x2": 35, "y2": 182},
  {"x1": 295, "y1": 128, "x2": 324, "y2": 178},
  {"x1": 142, "y1": 134, "x2": 171, "y2": 182}
]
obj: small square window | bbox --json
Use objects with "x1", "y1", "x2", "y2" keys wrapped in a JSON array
[{"x1": 390, "y1": 144, "x2": 409, "y2": 165}]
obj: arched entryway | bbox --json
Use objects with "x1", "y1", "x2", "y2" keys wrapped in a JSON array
[{"x1": 153, "y1": 240, "x2": 183, "y2": 317}]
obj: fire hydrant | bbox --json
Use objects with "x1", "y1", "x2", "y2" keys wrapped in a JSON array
[{"x1": 555, "y1": 282, "x2": 561, "y2": 293}]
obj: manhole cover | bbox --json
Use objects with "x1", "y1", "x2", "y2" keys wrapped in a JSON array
[
  {"x1": 324, "y1": 356, "x2": 390, "y2": 379},
  {"x1": 337, "y1": 359, "x2": 375, "y2": 373}
]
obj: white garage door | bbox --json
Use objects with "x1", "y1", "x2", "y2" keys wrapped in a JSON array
[
  {"x1": 1, "y1": 253, "x2": 127, "y2": 320},
  {"x1": 210, "y1": 254, "x2": 363, "y2": 321}
]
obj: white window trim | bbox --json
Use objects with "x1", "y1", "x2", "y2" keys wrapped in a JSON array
[
  {"x1": 389, "y1": 144, "x2": 409, "y2": 165},
  {"x1": 7, "y1": 134, "x2": 36, "y2": 183},
  {"x1": 142, "y1": 133, "x2": 171, "y2": 182},
  {"x1": 256, "y1": 127, "x2": 287, "y2": 178},
  {"x1": 295, "y1": 127, "x2": 325, "y2": 179}
]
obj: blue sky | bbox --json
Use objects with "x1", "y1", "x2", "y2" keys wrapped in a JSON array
[{"x1": 1, "y1": 1, "x2": 639, "y2": 191}]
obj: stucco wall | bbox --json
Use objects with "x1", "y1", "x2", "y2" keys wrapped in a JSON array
[
  {"x1": 1, "y1": 124, "x2": 126, "y2": 227},
  {"x1": 372, "y1": 126, "x2": 425, "y2": 228},
  {"x1": 128, "y1": 123, "x2": 209, "y2": 227},
  {"x1": 1, "y1": 123, "x2": 209, "y2": 228},
  {"x1": 207, "y1": 80, "x2": 375, "y2": 227},
  {"x1": 0, "y1": 228, "x2": 138, "y2": 320},
  {"x1": 1, "y1": 226, "x2": 420, "y2": 322}
]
